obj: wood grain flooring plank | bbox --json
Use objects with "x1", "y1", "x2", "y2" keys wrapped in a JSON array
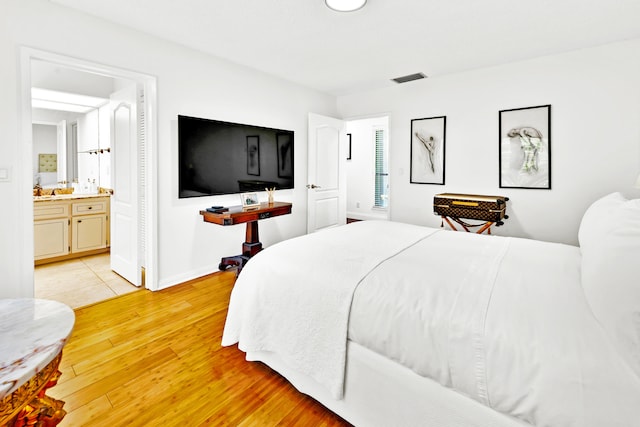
[{"x1": 52, "y1": 271, "x2": 350, "y2": 426}]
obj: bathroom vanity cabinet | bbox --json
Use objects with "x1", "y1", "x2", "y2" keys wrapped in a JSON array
[{"x1": 34, "y1": 195, "x2": 110, "y2": 264}]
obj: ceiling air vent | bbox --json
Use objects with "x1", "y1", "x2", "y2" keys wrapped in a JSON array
[{"x1": 391, "y1": 72, "x2": 427, "y2": 84}]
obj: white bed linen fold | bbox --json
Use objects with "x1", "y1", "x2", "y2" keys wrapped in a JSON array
[{"x1": 221, "y1": 220, "x2": 439, "y2": 398}]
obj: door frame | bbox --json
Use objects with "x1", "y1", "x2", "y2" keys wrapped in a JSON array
[
  {"x1": 19, "y1": 47, "x2": 159, "y2": 291},
  {"x1": 343, "y1": 112, "x2": 392, "y2": 221}
]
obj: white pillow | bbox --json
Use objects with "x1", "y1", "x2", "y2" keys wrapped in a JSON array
[{"x1": 579, "y1": 192, "x2": 640, "y2": 376}]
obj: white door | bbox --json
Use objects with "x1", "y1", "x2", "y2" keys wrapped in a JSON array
[
  {"x1": 307, "y1": 113, "x2": 346, "y2": 233},
  {"x1": 110, "y1": 85, "x2": 140, "y2": 286}
]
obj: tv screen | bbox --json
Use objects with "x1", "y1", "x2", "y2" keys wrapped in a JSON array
[{"x1": 178, "y1": 115, "x2": 294, "y2": 198}]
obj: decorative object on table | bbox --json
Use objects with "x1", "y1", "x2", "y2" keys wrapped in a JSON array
[
  {"x1": 346, "y1": 133, "x2": 352, "y2": 160},
  {"x1": 499, "y1": 105, "x2": 551, "y2": 189},
  {"x1": 265, "y1": 187, "x2": 276, "y2": 205},
  {"x1": 410, "y1": 116, "x2": 446, "y2": 185},
  {"x1": 206, "y1": 206, "x2": 228, "y2": 213},
  {"x1": 241, "y1": 192, "x2": 260, "y2": 208},
  {"x1": 276, "y1": 133, "x2": 293, "y2": 178},
  {"x1": 246, "y1": 135, "x2": 260, "y2": 176},
  {"x1": 38, "y1": 153, "x2": 57, "y2": 172},
  {"x1": 433, "y1": 193, "x2": 509, "y2": 234}
]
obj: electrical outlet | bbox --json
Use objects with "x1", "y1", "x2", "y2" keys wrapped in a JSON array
[{"x1": 356, "y1": 201, "x2": 360, "y2": 208}]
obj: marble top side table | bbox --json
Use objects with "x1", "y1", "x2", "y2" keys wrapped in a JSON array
[{"x1": 0, "y1": 299, "x2": 75, "y2": 427}]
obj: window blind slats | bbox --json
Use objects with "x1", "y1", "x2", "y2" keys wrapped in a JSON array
[{"x1": 374, "y1": 129, "x2": 388, "y2": 208}]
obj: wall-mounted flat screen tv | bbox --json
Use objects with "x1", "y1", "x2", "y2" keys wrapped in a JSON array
[{"x1": 178, "y1": 115, "x2": 294, "y2": 198}]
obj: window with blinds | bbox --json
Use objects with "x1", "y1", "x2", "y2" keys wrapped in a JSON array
[{"x1": 374, "y1": 128, "x2": 388, "y2": 208}]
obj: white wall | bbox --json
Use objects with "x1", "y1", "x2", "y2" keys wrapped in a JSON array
[
  {"x1": 346, "y1": 116, "x2": 388, "y2": 220},
  {"x1": 32, "y1": 123, "x2": 57, "y2": 186},
  {"x1": 0, "y1": 0, "x2": 337, "y2": 297},
  {"x1": 337, "y1": 39, "x2": 640, "y2": 245}
]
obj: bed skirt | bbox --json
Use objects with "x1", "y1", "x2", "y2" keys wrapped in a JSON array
[{"x1": 247, "y1": 341, "x2": 529, "y2": 427}]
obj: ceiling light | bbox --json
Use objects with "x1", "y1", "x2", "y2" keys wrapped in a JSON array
[
  {"x1": 32, "y1": 99, "x2": 95, "y2": 113},
  {"x1": 325, "y1": 0, "x2": 367, "y2": 12},
  {"x1": 31, "y1": 88, "x2": 108, "y2": 113}
]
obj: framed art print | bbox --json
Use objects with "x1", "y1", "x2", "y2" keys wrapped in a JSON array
[
  {"x1": 410, "y1": 116, "x2": 446, "y2": 185},
  {"x1": 499, "y1": 105, "x2": 551, "y2": 189},
  {"x1": 246, "y1": 135, "x2": 260, "y2": 176},
  {"x1": 276, "y1": 133, "x2": 293, "y2": 178}
]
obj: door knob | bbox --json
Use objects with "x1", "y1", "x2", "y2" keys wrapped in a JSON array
[{"x1": 306, "y1": 184, "x2": 321, "y2": 189}]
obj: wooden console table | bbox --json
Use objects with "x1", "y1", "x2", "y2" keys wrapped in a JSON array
[
  {"x1": 0, "y1": 299, "x2": 75, "y2": 427},
  {"x1": 199, "y1": 202, "x2": 292, "y2": 271}
]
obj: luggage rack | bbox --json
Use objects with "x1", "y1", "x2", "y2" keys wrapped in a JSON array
[
  {"x1": 433, "y1": 193, "x2": 509, "y2": 235},
  {"x1": 440, "y1": 216, "x2": 502, "y2": 235}
]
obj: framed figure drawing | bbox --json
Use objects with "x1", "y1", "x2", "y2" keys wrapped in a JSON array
[
  {"x1": 499, "y1": 105, "x2": 551, "y2": 189},
  {"x1": 276, "y1": 133, "x2": 293, "y2": 178},
  {"x1": 246, "y1": 135, "x2": 260, "y2": 176},
  {"x1": 410, "y1": 116, "x2": 446, "y2": 185}
]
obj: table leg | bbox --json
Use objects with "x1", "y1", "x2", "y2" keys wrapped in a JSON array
[
  {"x1": 476, "y1": 222, "x2": 494, "y2": 234},
  {"x1": 242, "y1": 221, "x2": 262, "y2": 257},
  {"x1": 219, "y1": 220, "x2": 264, "y2": 272}
]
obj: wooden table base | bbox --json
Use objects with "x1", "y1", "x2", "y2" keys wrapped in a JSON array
[{"x1": 1, "y1": 353, "x2": 67, "y2": 427}]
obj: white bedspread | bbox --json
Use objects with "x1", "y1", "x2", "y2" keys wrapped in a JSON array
[
  {"x1": 222, "y1": 220, "x2": 439, "y2": 398},
  {"x1": 222, "y1": 220, "x2": 640, "y2": 426}
]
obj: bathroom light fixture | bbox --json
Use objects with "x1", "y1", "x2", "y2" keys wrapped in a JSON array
[
  {"x1": 31, "y1": 88, "x2": 108, "y2": 113},
  {"x1": 325, "y1": 0, "x2": 367, "y2": 12}
]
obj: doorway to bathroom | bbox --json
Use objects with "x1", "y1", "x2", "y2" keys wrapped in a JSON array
[{"x1": 22, "y1": 48, "x2": 158, "y2": 307}]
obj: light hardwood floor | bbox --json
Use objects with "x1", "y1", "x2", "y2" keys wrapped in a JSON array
[{"x1": 49, "y1": 270, "x2": 351, "y2": 426}]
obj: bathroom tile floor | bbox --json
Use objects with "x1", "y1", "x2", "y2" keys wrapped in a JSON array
[{"x1": 35, "y1": 253, "x2": 140, "y2": 309}]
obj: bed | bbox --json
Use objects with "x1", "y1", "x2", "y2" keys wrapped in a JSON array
[{"x1": 222, "y1": 192, "x2": 640, "y2": 426}]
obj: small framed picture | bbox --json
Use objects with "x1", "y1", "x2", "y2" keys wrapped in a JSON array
[{"x1": 241, "y1": 192, "x2": 260, "y2": 208}]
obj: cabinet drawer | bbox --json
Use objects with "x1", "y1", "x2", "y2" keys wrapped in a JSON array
[
  {"x1": 72, "y1": 199, "x2": 108, "y2": 216},
  {"x1": 34, "y1": 202, "x2": 70, "y2": 220}
]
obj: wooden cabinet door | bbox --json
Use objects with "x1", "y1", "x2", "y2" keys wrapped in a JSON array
[
  {"x1": 72, "y1": 214, "x2": 107, "y2": 253},
  {"x1": 34, "y1": 218, "x2": 70, "y2": 260}
]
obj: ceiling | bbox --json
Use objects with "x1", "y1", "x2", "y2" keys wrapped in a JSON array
[{"x1": 51, "y1": 0, "x2": 640, "y2": 96}]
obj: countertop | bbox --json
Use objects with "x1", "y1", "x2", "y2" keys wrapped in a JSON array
[
  {"x1": 0, "y1": 299, "x2": 75, "y2": 399},
  {"x1": 33, "y1": 193, "x2": 111, "y2": 202}
]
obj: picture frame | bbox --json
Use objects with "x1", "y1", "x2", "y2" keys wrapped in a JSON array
[
  {"x1": 246, "y1": 135, "x2": 260, "y2": 176},
  {"x1": 346, "y1": 133, "x2": 352, "y2": 160},
  {"x1": 241, "y1": 192, "x2": 260, "y2": 208},
  {"x1": 499, "y1": 105, "x2": 551, "y2": 189},
  {"x1": 276, "y1": 133, "x2": 293, "y2": 178},
  {"x1": 410, "y1": 116, "x2": 446, "y2": 185}
]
